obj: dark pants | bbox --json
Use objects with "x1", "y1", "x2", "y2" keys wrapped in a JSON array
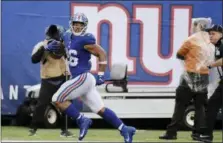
[
  {"x1": 203, "y1": 79, "x2": 223, "y2": 136},
  {"x1": 30, "y1": 75, "x2": 67, "y2": 131},
  {"x1": 166, "y1": 78, "x2": 207, "y2": 136}
]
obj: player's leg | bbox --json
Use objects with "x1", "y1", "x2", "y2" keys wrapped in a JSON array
[
  {"x1": 81, "y1": 73, "x2": 136, "y2": 143},
  {"x1": 52, "y1": 73, "x2": 92, "y2": 141},
  {"x1": 49, "y1": 76, "x2": 74, "y2": 137},
  {"x1": 52, "y1": 76, "x2": 74, "y2": 137},
  {"x1": 52, "y1": 73, "x2": 88, "y2": 116}
]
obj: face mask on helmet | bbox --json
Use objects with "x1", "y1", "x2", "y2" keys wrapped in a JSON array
[{"x1": 69, "y1": 13, "x2": 88, "y2": 36}]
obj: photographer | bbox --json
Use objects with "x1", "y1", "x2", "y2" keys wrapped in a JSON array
[
  {"x1": 199, "y1": 24, "x2": 223, "y2": 143},
  {"x1": 29, "y1": 25, "x2": 73, "y2": 137}
]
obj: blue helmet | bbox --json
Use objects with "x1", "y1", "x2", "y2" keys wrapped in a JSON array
[{"x1": 69, "y1": 13, "x2": 88, "y2": 36}]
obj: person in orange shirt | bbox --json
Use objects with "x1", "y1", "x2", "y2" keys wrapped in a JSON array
[{"x1": 159, "y1": 17, "x2": 215, "y2": 140}]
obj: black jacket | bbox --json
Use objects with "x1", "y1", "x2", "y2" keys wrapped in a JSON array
[{"x1": 214, "y1": 38, "x2": 223, "y2": 79}]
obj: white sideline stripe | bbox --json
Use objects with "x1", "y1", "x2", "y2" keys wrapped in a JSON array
[
  {"x1": 1, "y1": 140, "x2": 194, "y2": 143},
  {"x1": 1, "y1": 140, "x2": 124, "y2": 143}
]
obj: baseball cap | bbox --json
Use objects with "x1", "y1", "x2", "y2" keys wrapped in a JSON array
[{"x1": 206, "y1": 24, "x2": 223, "y2": 33}]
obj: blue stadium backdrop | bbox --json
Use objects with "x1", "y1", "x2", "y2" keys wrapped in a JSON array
[{"x1": 2, "y1": 1, "x2": 222, "y2": 115}]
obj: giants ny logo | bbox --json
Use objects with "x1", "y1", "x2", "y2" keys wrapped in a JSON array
[{"x1": 70, "y1": 3, "x2": 192, "y2": 87}]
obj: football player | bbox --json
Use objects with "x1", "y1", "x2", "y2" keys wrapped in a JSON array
[{"x1": 51, "y1": 13, "x2": 136, "y2": 142}]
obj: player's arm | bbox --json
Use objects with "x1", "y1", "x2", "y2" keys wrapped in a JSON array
[
  {"x1": 84, "y1": 44, "x2": 107, "y2": 74},
  {"x1": 176, "y1": 40, "x2": 191, "y2": 60}
]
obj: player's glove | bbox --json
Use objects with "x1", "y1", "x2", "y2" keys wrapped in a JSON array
[
  {"x1": 44, "y1": 40, "x2": 61, "y2": 52},
  {"x1": 96, "y1": 72, "x2": 105, "y2": 86}
]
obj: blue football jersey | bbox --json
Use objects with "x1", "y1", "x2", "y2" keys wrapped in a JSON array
[{"x1": 63, "y1": 31, "x2": 96, "y2": 78}]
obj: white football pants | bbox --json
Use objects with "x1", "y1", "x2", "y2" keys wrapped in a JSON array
[{"x1": 52, "y1": 72, "x2": 104, "y2": 113}]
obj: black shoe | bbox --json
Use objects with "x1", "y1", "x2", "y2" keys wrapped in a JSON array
[
  {"x1": 28, "y1": 129, "x2": 37, "y2": 136},
  {"x1": 60, "y1": 130, "x2": 74, "y2": 137},
  {"x1": 159, "y1": 133, "x2": 177, "y2": 140},
  {"x1": 199, "y1": 134, "x2": 213, "y2": 143},
  {"x1": 191, "y1": 133, "x2": 200, "y2": 141}
]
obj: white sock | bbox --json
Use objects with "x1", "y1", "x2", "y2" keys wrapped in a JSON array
[{"x1": 118, "y1": 123, "x2": 124, "y2": 131}]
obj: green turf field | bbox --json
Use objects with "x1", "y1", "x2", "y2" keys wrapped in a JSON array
[{"x1": 1, "y1": 126, "x2": 222, "y2": 142}]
